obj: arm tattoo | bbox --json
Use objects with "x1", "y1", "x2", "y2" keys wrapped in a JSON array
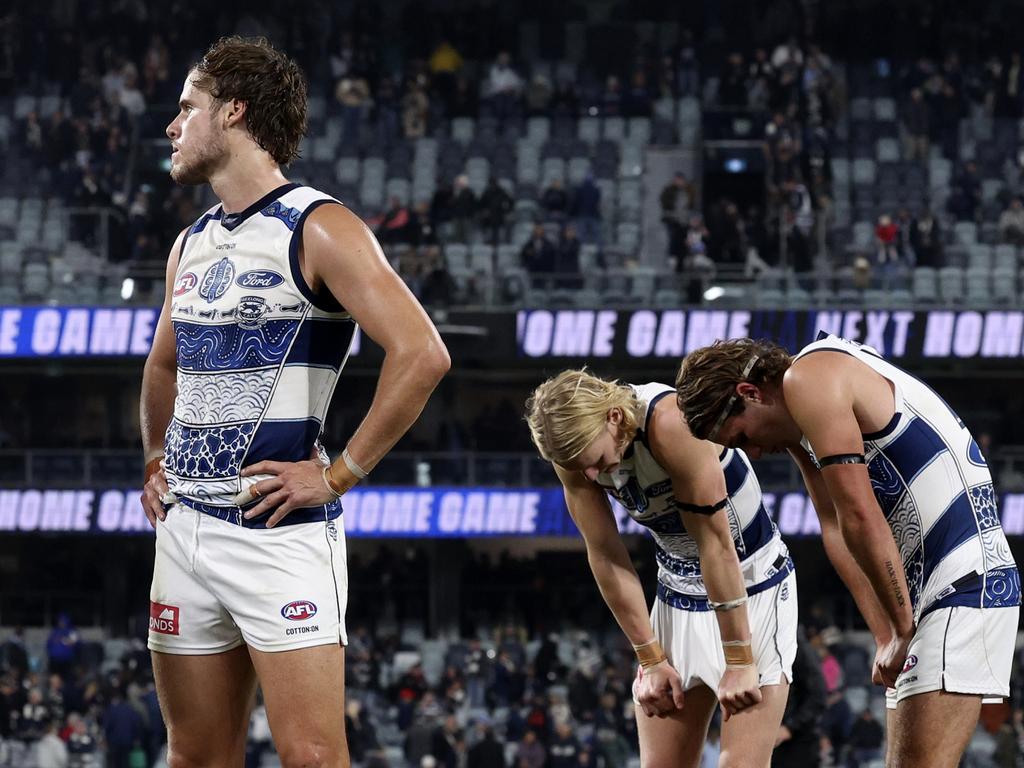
[{"x1": 885, "y1": 559, "x2": 906, "y2": 608}]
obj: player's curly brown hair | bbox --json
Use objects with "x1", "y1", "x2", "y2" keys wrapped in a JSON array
[
  {"x1": 675, "y1": 339, "x2": 793, "y2": 440},
  {"x1": 191, "y1": 36, "x2": 307, "y2": 166}
]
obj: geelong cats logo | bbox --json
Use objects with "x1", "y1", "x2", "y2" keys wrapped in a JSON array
[{"x1": 237, "y1": 296, "x2": 269, "y2": 328}]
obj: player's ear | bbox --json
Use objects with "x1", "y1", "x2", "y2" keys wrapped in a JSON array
[
  {"x1": 222, "y1": 99, "x2": 247, "y2": 129},
  {"x1": 607, "y1": 407, "x2": 623, "y2": 426},
  {"x1": 736, "y1": 381, "x2": 761, "y2": 403}
]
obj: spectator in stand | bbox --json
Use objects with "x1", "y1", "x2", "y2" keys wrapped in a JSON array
[
  {"x1": 772, "y1": 627, "x2": 827, "y2": 768},
  {"x1": 431, "y1": 714, "x2": 463, "y2": 768},
  {"x1": 548, "y1": 721, "x2": 582, "y2": 768},
  {"x1": 515, "y1": 729, "x2": 546, "y2": 768},
  {"x1": 555, "y1": 223, "x2": 582, "y2": 288},
  {"x1": 903, "y1": 88, "x2": 930, "y2": 163},
  {"x1": 999, "y1": 196, "x2": 1024, "y2": 245},
  {"x1": 467, "y1": 720, "x2": 506, "y2": 768},
  {"x1": 622, "y1": 70, "x2": 652, "y2": 117},
  {"x1": 677, "y1": 30, "x2": 700, "y2": 97},
  {"x1": 600, "y1": 75, "x2": 622, "y2": 116},
  {"x1": 15, "y1": 687, "x2": 50, "y2": 744},
  {"x1": 660, "y1": 172, "x2": 695, "y2": 259},
  {"x1": 450, "y1": 75, "x2": 479, "y2": 119},
  {"x1": 895, "y1": 208, "x2": 916, "y2": 263},
  {"x1": 720, "y1": 52, "x2": 747, "y2": 106},
  {"x1": 571, "y1": 174, "x2": 602, "y2": 246},
  {"x1": 102, "y1": 689, "x2": 142, "y2": 768},
  {"x1": 33, "y1": 719, "x2": 68, "y2": 768},
  {"x1": 1, "y1": 627, "x2": 29, "y2": 675},
  {"x1": 479, "y1": 177, "x2": 514, "y2": 245},
  {"x1": 446, "y1": 174, "x2": 478, "y2": 242},
  {"x1": 820, "y1": 687, "x2": 853, "y2": 765},
  {"x1": 428, "y1": 38, "x2": 464, "y2": 106},
  {"x1": 948, "y1": 161, "x2": 982, "y2": 220},
  {"x1": 46, "y1": 614, "x2": 80, "y2": 679},
  {"x1": 373, "y1": 75, "x2": 400, "y2": 145},
  {"x1": 911, "y1": 209, "x2": 943, "y2": 267},
  {"x1": 420, "y1": 246, "x2": 459, "y2": 307},
  {"x1": 541, "y1": 178, "x2": 570, "y2": 220},
  {"x1": 374, "y1": 196, "x2": 414, "y2": 245},
  {"x1": 402, "y1": 74, "x2": 430, "y2": 139},
  {"x1": 846, "y1": 709, "x2": 884, "y2": 768},
  {"x1": 487, "y1": 51, "x2": 522, "y2": 120},
  {"x1": 66, "y1": 713, "x2": 99, "y2": 768},
  {"x1": 334, "y1": 76, "x2": 371, "y2": 145},
  {"x1": 520, "y1": 223, "x2": 557, "y2": 277},
  {"x1": 119, "y1": 67, "x2": 146, "y2": 119},
  {"x1": 937, "y1": 82, "x2": 965, "y2": 160},
  {"x1": 875, "y1": 213, "x2": 901, "y2": 279},
  {"x1": 524, "y1": 75, "x2": 553, "y2": 117}
]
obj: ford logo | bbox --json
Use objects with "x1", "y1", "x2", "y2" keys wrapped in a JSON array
[
  {"x1": 281, "y1": 600, "x2": 317, "y2": 621},
  {"x1": 236, "y1": 270, "x2": 285, "y2": 289}
]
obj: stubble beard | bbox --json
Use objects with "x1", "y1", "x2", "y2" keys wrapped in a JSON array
[{"x1": 170, "y1": 126, "x2": 226, "y2": 186}]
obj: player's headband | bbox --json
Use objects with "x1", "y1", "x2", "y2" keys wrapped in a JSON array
[{"x1": 707, "y1": 353, "x2": 761, "y2": 443}]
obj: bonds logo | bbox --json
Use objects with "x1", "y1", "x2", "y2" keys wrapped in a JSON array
[
  {"x1": 236, "y1": 270, "x2": 285, "y2": 290},
  {"x1": 281, "y1": 600, "x2": 317, "y2": 621},
  {"x1": 149, "y1": 602, "x2": 180, "y2": 635},
  {"x1": 173, "y1": 272, "x2": 197, "y2": 297},
  {"x1": 902, "y1": 654, "x2": 918, "y2": 674},
  {"x1": 236, "y1": 296, "x2": 268, "y2": 329},
  {"x1": 198, "y1": 257, "x2": 235, "y2": 303}
]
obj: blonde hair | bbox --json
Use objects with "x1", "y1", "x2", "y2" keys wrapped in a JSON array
[{"x1": 525, "y1": 369, "x2": 644, "y2": 465}]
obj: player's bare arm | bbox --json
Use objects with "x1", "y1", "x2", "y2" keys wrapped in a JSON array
[
  {"x1": 139, "y1": 227, "x2": 187, "y2": 528},
  {"x1": 555, "y1": 463, "x2": 685, "y2": 718},
  {"x1": 784, "y1": 353, "x2": 914, "y2": 686},
  {"x1": 646, "y1": 397, "x2": 761, "y2": 719},
  {"x1": 789, "y1": 445, "x2": 892, "y2": 640},
  {"x1": 240, "y1": 204, "x2": 451, "y2": 526}
]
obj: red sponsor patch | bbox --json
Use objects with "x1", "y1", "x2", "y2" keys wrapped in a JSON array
[
  {"x1": 149, "y1": 602, "x2": 180, "y2": 635},
  {"x1": 173, "y1": 272, "x2": 197, "y2": 297}
]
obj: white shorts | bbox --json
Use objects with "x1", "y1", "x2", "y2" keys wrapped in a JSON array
[
  {"x1": 148, "y1": 504, "x2": 348, "y2": 655},
  {"x1": 885, "y1": 605, "x2": 1019, "y2": 709},
  {"x1": 646, "y1": 570, "x2": 798, "y2": 693}
]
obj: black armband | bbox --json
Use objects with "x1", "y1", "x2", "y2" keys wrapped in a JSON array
[
  {"x1": 672, "y1": 497, "x2": 728, "y2": 515},
  {"x1": 818, "y1": 453, "x2": 866, "y2": 467}
]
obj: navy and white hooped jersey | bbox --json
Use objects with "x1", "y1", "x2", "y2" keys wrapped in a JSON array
[
  {"x1": 795, "y1": 333, "x2": 1020, "y2": 621},
  {"x1": 165, "y1": 183, "x2": 356, "y2": 527},
  {"x1": 596, "y1": 383, "x2": 792, "y2": 611}
]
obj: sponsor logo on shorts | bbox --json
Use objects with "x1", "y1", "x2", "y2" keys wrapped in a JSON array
[
  {"x1": 173, "y1": 273, "x2": 197, "y2": 297},
  {"x1": 780, "y1": 583, "x2": 789, "y2": 601},
  {"x1": 286, "y1": 625, "x2": 320, "y2": 636},
  {"x1": 901, "y1": 654, "x2": 918, "y2": 674},
  {"x1": 327, "y1": 522, "x2": 338, "y2": 541},
  {"x1": 149, "y1": 602, "x2": 180, "y2": 635},
  {"x1": 281, "y1": 600, "x2": 317, "y2": 621},
  {"x1": 897, "y1": 675, "x2": 918, "y2": 687},
  {"x1": 236, "y1": 270, "x2": 285, "y2": 289}
]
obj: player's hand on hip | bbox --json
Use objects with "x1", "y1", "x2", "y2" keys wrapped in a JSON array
[
  {"x1": 872, "y1": 630, "x2": 913, "y2": 688},
  {"x1": 633, "y1": 660, "x2": 685, "y2": 718},
  {"x1": 140, "y1": 456, "x2": 174, "y2": 528},
  {"x1": 718, "y1": 663, "x2": 762, "y2": 721},
  {"x1": 234, "y1": 460, "x2": 339, "y2": 527}
]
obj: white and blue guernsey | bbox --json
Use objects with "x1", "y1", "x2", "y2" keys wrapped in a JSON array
[
  {"x1": 164, "y1": 183, "x2": 356, "y2": 528},
  {"x1": 796, "y1": 333, "x2": 1020, "y2": 622},
  {"x1": 596, "y1": 383, "x2": 794, "y2": 611}
]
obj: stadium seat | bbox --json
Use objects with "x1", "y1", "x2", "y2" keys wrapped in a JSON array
[
  {"x1": 603, "y1": 117, "x2": 626, "y2": 142},
  {"x1": 627, "y1": 117, "x2": 652, "y2": 144},
  {"x1": 965, "y1": 267, "x2": 991, "y2": 303},
  {"x1": 451, "y1": 117, "x2": 475, "y2": 144},
  {"x1": 967, "y1": 244, "x2": 993, "y2": 270},
  {"x1": 577, "y1": 117, "x2": 600, "y2": 144},
  {"x1": 444, "y1": 244, "x2": 470, "y2": 271},
  {"x1": 912, "y1": 267, "x2": 939, "y2": 302},
  {"x1": 526, "y1": 116, "x2": 550, "y2": 143},
  {"x1": 993, "y1": 267, "x2": 1017, "y2": 302},
  {"x1": 852, "y1": 159, "x2": 876, "y2": 186},
  {"x1": 873, "y1": 98, "x2": 896, "y2": 122},
  {"x1": 994, "y1": 244, "x2": 1018, "y2": 271},
  {"x1": 953, "y1": 221, "x2": 977, "y2": 246},
  {"x1": 938, "y1": 266, "x2": 965, "y2": 302}
]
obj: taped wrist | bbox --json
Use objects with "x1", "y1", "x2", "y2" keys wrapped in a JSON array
[
  {"x1": 673, "y1": 497, "x2": 728, "y2": 516},
  {"x1": 722, "y1": 639, "x2": 754, "y2": 667},
  {"x1": 633, "y1": 638, "x2": 668, "y2": 669}
]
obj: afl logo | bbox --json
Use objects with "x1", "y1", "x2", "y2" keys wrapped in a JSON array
[
  {"x1": 281, "y1": 600, "x2": 317, "y2": 621},
  {"x1": 173, "y1": 272, "x2": 197, "y2": 297},
  {"x1": 236, "y1": 270, "x2": 285, "y2": 289},
  {"x1": 902, "y1": 654, "x2": 918, "y2": 674},
  {"x1": 198, "y1": 257, "x2": 235, "y2": 303}
]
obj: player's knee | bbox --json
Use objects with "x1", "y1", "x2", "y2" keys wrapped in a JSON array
[
  {"x1": 277, "y1": 739, "x2": 342, "y2": 768},
  {"x1": 166, "y1": 749, "x2": 211, "y2": 768}
]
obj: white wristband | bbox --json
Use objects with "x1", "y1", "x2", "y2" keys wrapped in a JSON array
[{"x1": 342, "y1": 447, "x2": 368, "y2": 479}]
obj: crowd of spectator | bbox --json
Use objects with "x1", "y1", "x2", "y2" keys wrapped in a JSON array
[{"x1": 4, "y1": 591, "x2": 1019, "y2": 768}]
